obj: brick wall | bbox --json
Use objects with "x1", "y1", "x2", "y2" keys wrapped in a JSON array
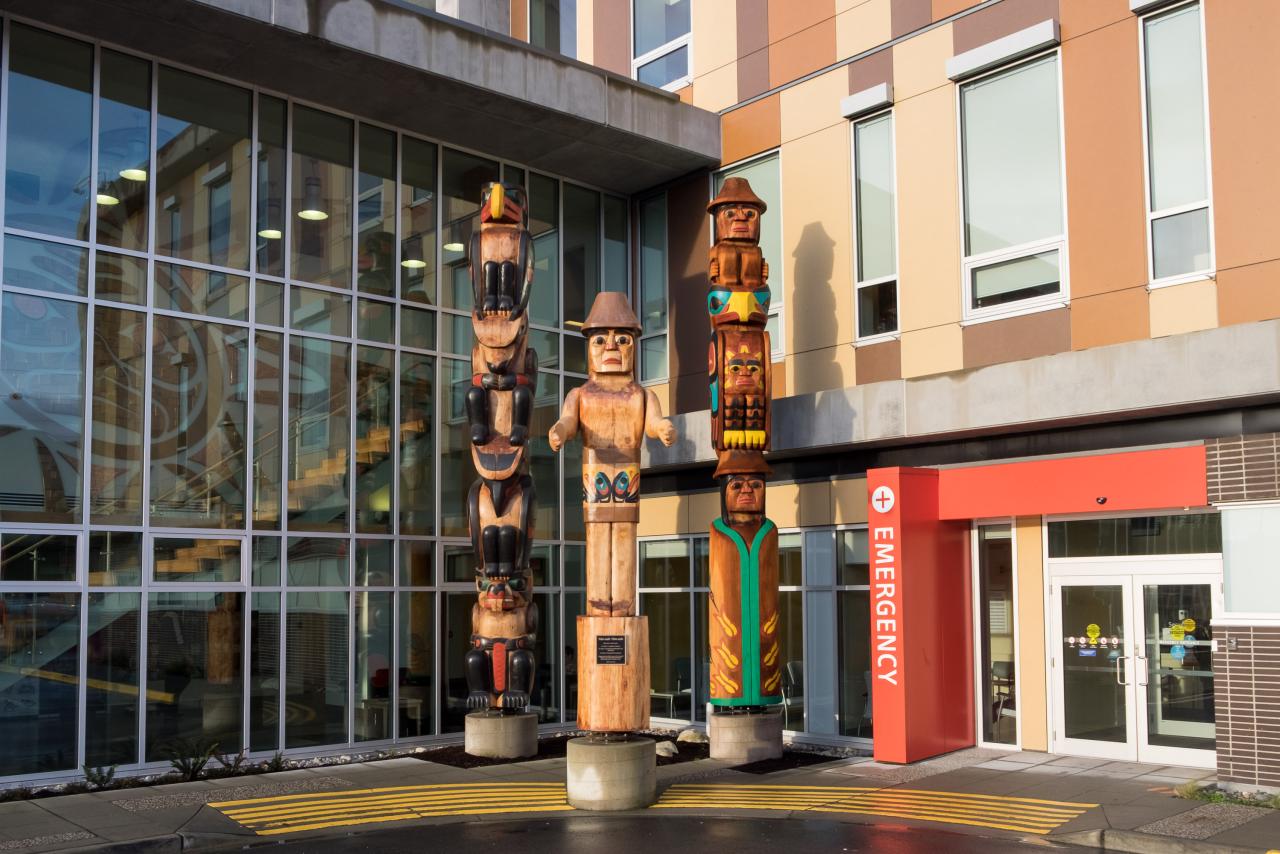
[
  {"x1": 1215, "y1": 625, "x2": 1280, "y2": 790},
  {"x1": 1206, "y1": 434, "x2": 1280, "y2": 503}
]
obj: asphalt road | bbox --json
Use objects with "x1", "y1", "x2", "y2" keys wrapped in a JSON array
[{"x1": 273, "y1": 816, "x2": 1100, "y2": 853}]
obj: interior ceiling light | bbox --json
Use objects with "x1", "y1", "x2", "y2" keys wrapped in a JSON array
[
  {"x1": 119, "y1": 167, "x2": 147, "y2": 182},
  {"x1": 298, "y1": 176, "x2": 329, "y2": 221},
  {"x1": 442, "y1": 242, "x2": 465, "y2": 252}
]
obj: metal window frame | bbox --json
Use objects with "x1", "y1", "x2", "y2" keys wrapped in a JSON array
[{"x1": 850, "y1": 109, "x2": 901, "y2": 345}]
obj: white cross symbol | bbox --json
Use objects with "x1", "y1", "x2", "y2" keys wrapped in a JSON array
[{"x1": 871, "y1": 485, "x2": 895, "y2": 514}]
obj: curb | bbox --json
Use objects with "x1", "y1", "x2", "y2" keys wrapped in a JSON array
[
  {"x1": 1051, "y1": 828, "x2": 1277, "y2": 854},
  {"x1": 55, "y1": 836, "x2": 181, "y2": 854}
]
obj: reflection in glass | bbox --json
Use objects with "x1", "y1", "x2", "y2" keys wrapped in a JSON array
[
  {"x1": 634, "y1": 0, "x2": 690, "y2": 56},
  {"x1": 562, "y1": 376, "x2": 585, "y2": 540},
  {"x1": 1048, "y1": 514, "x2": 1221, "y2": 558},
  {"x1": 355, "y1": 591, "x2": 394, "y2": 741},
  {"x1": 563, "y1": 590, "x2": 584, "y2": 721},
  {"x1": 400, "y1": 306, "x2": 435, "y2": 351},
  {"x1": 252, "y1": 536, "x2": 280, "y2": 586},
  {"x1": 357, "y1": 299, "x2": 394, "y2": 344},
  {"x1": 837, "y1": 530, "x2": 869, "y2": 586},
  {"x1": 970, "y1": 249, "x2": 1060, "y2": 310},
  {"x1": 564, "y1": 543, "x2": 585, "y2": 587},
  {"x1": 401, "y1": 138, "x2": 438, "y2": 304},
  {"x1": 254, "y1": 332, "x2": 284, "y2": 529},
  {"x1": 637, "y1": 44, "x2": 689, "y2": 89},
  {"x1": 0, "y1": 593, "x2": 80, "y2": 775},
  {"x1": 249, "y1": 592, "x2": 280, "y2": 751},
  {"x1": 643, "y1": 591, "x2": 692, "y2": 721},
  {"x1": 400, "y1": 591, "x2": 434, "y2": 736},
  {"x1": 291, "y1": 106, "x2": 353, "y2": 288},
  {"x1": 694, "y1": 587, "x2": 708, "y2": 721},
  {"x1": 356, "y1": 348, "x2": 393, "y2": 533},
  {"x1": 837, "y1": 589, "x2": 872, "y2": 737},
  {"x1": 562, "y1": 184, "x2": 600, "y2": 328},
  {"x1": 89, "y1": 532, "x2": 143, "y2": 586},
  {"x1": 155, "y1": 67, "x2": 251, "y2": 269},
  {"x1": 149, "y1": 316, "x2": 248, "y2": 528},
  {"x1": 97, "y1": 51, "x2": 151, "y2": 251},
  {"x1": 443, "y1": 544, "x2": 473, "y2": 584},
  {"x1": 4, "y1": 234, "x2": 89, "y2": 296},
  {"x1": 528, "y1": 173, "x2": 559, "y2": 326},
  {"x1": 533, "y1": 592, "x2": 559, "y2": 722},
  {"x1": 145, "y1": 592, "x2": 243, "y2": 760},
  {"x1": 154, "y1": 538, "x2": 241, "y2": 582},
  {"x1": 357, "y1": 125, "x2": 396, "y2": 297},
  {"x1": 530, "y1": 544, "x2": 558, "y2": 588},
  {"x1": 399, "y1": 541, "x2": 433, "y2": 586},
  {"x1": 439, "y1": 358, "x2": 472, "y2": 537},
  {"x1": 639, "y1": 194, "x2": 665, "y2": 335},
  {"x1": 441, "y1": 592, "x2": 473, "y2": 732},
  {"x1": 286, "y1": 591, "x2": 348, "y2": 747},
  {"x1": 1142, "y1": 583, "x2": 1214, "y2": 751},
  {"x1": 256, "y1": 96, "x2": 287, "y2": 276},
  {"x1": 91, "y1": 307, "x2": 147, "y2": 524},
  {"x1": 531, "y1": 386, "x2": 559, "y2": 541},
  {"x1": 287, "y1": 537, "x2": 348, "y2": 586},
  {"x1": 0, "y1": 293, "x2": 86, "y2": 523},
  {"x1": 256, "y1": 281, "x2": 285, "y2": 326},
  {"x1": 441, "y1": 149, "x2": 498, "y2": 311},
  {"x1": 854, "y1": 113, "x2": 897, "y2": 283},
  {"x1": 857, "y1": 280, "x2": 898, "y2": 338},
  {"x1": 1061, "y1": 584, "x2": 1126, "y2": 743},
  {"x1": 779, "y1": 533, "x2": 803, "y2": 587},
  {"x1": 778, "y1": 589, "x2": 804, "y2": 731},
  {"x1": 96, "y1": 251, "x2": 147, "y2": 305},
  {"x1": 977, "y1": 525, "x2": 1016, "y2": 745},
  {"x1": 287, "y1": 338, "x2": 350, "y2": 531},
  {"x1": 1144, "y1": 3, "x2": 1208, "y2": 212},
  {"x1": 640, "y1": 539, "x2": 690, "y2": 588},
  {"x1": 530, "y1": 0, "x2": 577, "y2": 58},
  {"x1": 399, "y1": 354, "x2": 435, "y2": 535},
  {"x1": 5, "y1": 25, "x2": 92, "y2": 240},
  {"x1": 290, "y1": 287, "x2": 351, "y2": 337},
  {"x1": 356, "y1": 539, "x2": 394, "y2": 586},
  {"x1": 0, "y1": 533, "x2": 77, "y2": 582},
  {"x1": 440, "y1": 311, "x2": 472, "y2": 356},
  {"x1": 603, "y1": 195, "x2": 628, "y2": 290},
  {"x1": 1152, "y1": 207, "x2": 1211, "y2": 280},
  {"x1": 86, "y1": 592, "x2": 140, "y2": 767},
  {"x1": 154, "y1": 263, "x2": 250, "y2": 321}
]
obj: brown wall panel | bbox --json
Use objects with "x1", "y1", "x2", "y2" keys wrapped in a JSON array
[
  {"x1": 738, "y1": 0, "x2": 771, "y2": 57},
  {"x1": 952, "y1": 0, "x2": 1057, "y2": 54},
  {"x1": 769, "y1": 16, "x2": 837, "y2": 88},
  {"x1": 721, "y1": 93, "x2": 781, "y2": 166},
  {"x1": 1062, "y1": 13, "x2": 1147, "y2": 299},
  {"x1": 891, "y1": 0, "x2": 932, "y2": 38},
  {"x1": 962, "y1": 308, "x2": 1070, "y2": 370},
  {"x1": 592, "y1": 0, "x2": 631, "y2": 76},
  {"x1": 855, "y1": 339, "x2": 902, "y2": 384},
  {"x1": 1219, "y1": 259, "x2": 1280, "y2": 328},
  {"x1": 1205, "y1": 0, "x2": 1280, "y2": 272},
  {"x1": 737, "y1": 50, "x2": 771, "y2": 101},
  {"x1": 666, "y1": 171, "x2": 712, "y2": 415},
  {"x1": 848, "y1": 45, "x2": 894, "y2": 92},
  {"x1": 1070, "y1": 288, "x2": 1149, "y2": 351}
]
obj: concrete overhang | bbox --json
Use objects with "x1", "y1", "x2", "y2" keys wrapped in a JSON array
[
  {"x1": 1, "y1": 0, "x2": 721, "y2": 194},
  {"x1": 644, "y1": 319, "x2": 1280, "y2": 471}
]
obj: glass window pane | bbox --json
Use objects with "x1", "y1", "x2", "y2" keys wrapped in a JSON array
[
  {"x1": 4, "y1": 234, "x2": 88, "y2": 296},
  {"x1": 529, "y1": 173, "x2": 560, "y2": 327},
  {"x1": 90, "y1": 307, "x2": 146, "y2": 524},
  {"x1": 1224, "y1": 506, "x2": 1280, "y2": 614},
  {"x1": 532, "y1": 387, "x2": 560, "y2": 541},
  {"x1": 254, "y1": 332, "x2": 284, "y2": 530},
  {"x1": 96, "y1": 251, "x2": 146, "y2": 305},
  {"x1": 564, "y1": 544, "x2": 585, "y2": 587},
  {"x1": 0, "y1": 533, "x2": 76, "y2": 581},
  {"x1": 533, "y1": 591, "x2": 558, "y2": 722},
  {"x1": 562, "y1": 184, "x2": 600, "y2": 328},
  {"x1": 641, "y1": 335, "x2": 667, "y2": 384},
  {"x1": 291, "y1": 106, "x2": 353, "y2": 288},
  {"x1": 285, "y1": 591, "x2": 348, "y2": 748},
  {"x1": 249, "y1": 592, "x2": 280, "y2": 752},
  {"x1": 837, "y1": 589, "x2": 872, "y2": 737},
  {"x1": 400, "y1": 138, "x2": 438, "y2": 305},
  {"x1": 399, "y1": 590, "x2": 434, "y2": 736},
  {"x1": 603, "y1": 194, "x2": 628, "y2": 291},
  {"x1": 441, "y1": 591, "x2": 473, "y2": 732},
  {"x1": 145, "y1": 591, "x2": 243, "y2": 760},
  {"x1": 357, "y1": 299, "x2": 394, "y2": 344},
  {"x1": 961, "y1": 56, "x2": 1062, "y2": 255},
  {"x1": 805, "y1": 588, "x2": 836, "y2": 733},
  {"x1": 253, "y1": 536, "x2": 280, "y2": 586},
  {"x1": 855, "y1": 114, "x2": 897, "y2": 282},
  {"x1": 155, "y1": 66, "x2": 251, "y2": 269},
  {"x1": 857, "y1": 281, "x2": 898, "y2": 338},
  {"x1": 440, "y1": 311, "x2": 471, "y2": 356},
  {"x1": 86, "y1": 592, "x2": 140, "y2": 767},
  {"x1": 643, "y1": 591, "x2": 692, "y2": 721},
  {"x1": 441, "y1": 149, "x2": 499, "y2": 311},
  {"x1": 399, "y1": 541, "x2": 433, "y2": 586},
  {"x1": 0, "y1": 293, "x2": 86, "y2": 523},
  {"x1": 154, "y1": 263, "x2": 249, "y2": 321},
  {"x1": 1152, "y1": 207, "x2": 1211, "y2": 279},
  {"x1": 639, "y1": 195, "x2": 666, "y2": 335},
  {"x1": 154, "y1": 538, "x2": 240, "y2": 582},
  {"x1": 970, "y1": 249, "x2": 1060, "y2": 310},
  {"x1": 838, "y1": 529, "x2": 869, "y2": 586},
  {"x1": 287, "y1": 337, "x2": 350, "y2": 531},
  {"x1": 439, "y1": 358, "x2": 472, "y2": 538},
  {"x1": 693, "y1": 588, "x2": 708, "y2": 721},
  {"x1": 633, "y1": 0, "x2": 690, "y2": 57},
  {"x1": 149, "y1": 316, "x2": 248, "y2": 528},
  {"x1": 400, "y1": 306, "x2": 435, "y2": 350},
  {"x1": 399, "y1": 354, "x2": 435, "y2": 535},
  {"x1": 98, "y1": 51, "x2": 151, "y2": 252},
  {"x1": 637, "y1": 44, "x2": 689, "y2": 89},
  {"x1": 290, "y1": 286, "x2": 351, "y2": 337},
  {"x1": 564, "y1": 590, "x2": 584, "y2": 721},
  {"x1": 640, "y1": 539, "x2": 690, "y2": 588},
  {"x1": 256, "y1": 281, "x2": 284, "y2": 326},
  {"x1": 356, "y1": 347, "x2": 393, "y2": 534},
  {"x1": 779, "y1": 532, "x2": 802, "y2": 586},
  {"x1": 977, "y1": 525, "x2": 1016, "y2": 744},
  {"x1": 1048, "y1": 513, "x2": 1222, "y2": 558},
  {"x1": 778, "y1": 589, "x2": 804, "y2": 732},
  {"x1": 531, "y1": 0, "x2": 578, "y2": 58},
  {"x1": 0, "y1": 592, "x2": 80, "y2": 775},
  {"x1": 715, "y1": 155, "x2": 782, "y2": 305},
  {"x1": 562, "y1": 376, "x2": 585, "y2": 540},
  {"x1": 1145, "y1": 4, "x2": 1208, "y2": 211},
  {"x1": 355, "y1": 591, "x2": 394, "y2": 741},
  {"x1": 5, "y1": 25, "x2": 92, "y2": 240},
  {"x1": 357, "y1": 125, "x2": 396, "y2": 297},
  {"x1": 442, "y1": 543, "x2": 472, "y2": 583},
  {"x1": 256, "y1": 95, "x2": 287, "y2": 276},
  {"x1": 287, "y1": 537, "x2": 349, "y2": 586},
  {"x1": 89, "y1": 532, "x2": 143, "y2": 586},
  {"x1": 356, "y1": 539, "x2": 393, "y2": 586}
]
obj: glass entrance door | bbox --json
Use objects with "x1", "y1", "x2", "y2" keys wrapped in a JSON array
[{"x1": 1051, "y1": 573, "x2": 1218, "y2": 767}]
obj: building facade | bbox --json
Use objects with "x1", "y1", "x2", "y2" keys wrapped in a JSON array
[{"x1": 0, "y1": 0, "x2": 1277, "y2": 792}]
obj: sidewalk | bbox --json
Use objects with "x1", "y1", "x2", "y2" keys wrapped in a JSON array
[{"x1": 0, "y1": 746, "x2": 1275, "y2": 853}]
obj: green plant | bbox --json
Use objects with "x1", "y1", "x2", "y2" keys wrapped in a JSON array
[
  {"x1": 166, "y1": 739, "x2": 219, "y2": 782},
  {"x1": 1173, "y1": 780, "x2": 1203, "y2": 800},
  {"x1": 214, "y1": 748, "x2": 247, "y2": 773},
  {"x1": 264, "y1": 752, "x2": 288, "y2": 773},
  {"x1": 82, "y1": 765, "x2": 117, "y2": 790}
]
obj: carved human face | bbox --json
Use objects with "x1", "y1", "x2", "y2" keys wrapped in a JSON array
[
  {"x1": 477, "y1": 572, "x2": 529, "y2": 612},
  {"x1": 724, "y1": 474, "x2": 765, "y2": 515},
  {"x1": 587, "y1": 328, "x2": 636, "y2": 376},
  {"x1": 726, "y1": 347, "x2": 764, "y2": 393},
  {"x1": 715, "y1": 203, "x2": 762, "y2": 243}
]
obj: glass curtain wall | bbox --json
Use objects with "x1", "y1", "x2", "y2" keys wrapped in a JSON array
[
  {"x1": 976, "y1": 524, "x2": 1016, "y2": 745},
  {"x1": 0, "y1": 20, "x2": 625, "y2": 781}
]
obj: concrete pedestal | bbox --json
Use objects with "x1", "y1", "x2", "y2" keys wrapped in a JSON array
[
  {"x1": 464, "y1": 711, "x2": 538, "y2": 758},
  {"x1": 708, "y1": 706, "x2": 783, "y2": 763},
  {"x1": 565, "y1": 737, "x2": 656, "y2": 811}
]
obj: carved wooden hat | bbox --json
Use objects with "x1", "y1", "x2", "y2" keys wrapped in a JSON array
[
  {"x1": 707, "y1": 176, "x2": 767, "y2": 214},
  {"x1": 581, "y1": 291, "x2": 642, "y2": 335},
  {"x1": 714, "y1": 449, "x2": 773, "y2": 479}
]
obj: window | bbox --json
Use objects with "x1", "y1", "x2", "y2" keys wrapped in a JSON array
[
  {"x1": 714, "y1": 154, "x2": 783, "y2": 359},
  {"x1": 852, "y1": 112, "x2": 898, "y2": 339},
  {"x1": 530, "y1": 0, "x2": 577, "y2": 58},
  {"x1": 632, "y1": 0, "x2": 691, "y2": 90},
  {"x1": 1219, "y1": 507, "x2": 1280, "y2": 616},
  {"x1": 638, "y1": 194, "x2": 668, "y2": 383},
  {"x1": 959, "y1": 54, "x2": 1066, "y2": 319},
  {"x1": 1141, "y1": 1, "x2": 1213, "y2": 284},
  {"x1": 975, "y1": 524, "x2": 1016, "y2": 745}
]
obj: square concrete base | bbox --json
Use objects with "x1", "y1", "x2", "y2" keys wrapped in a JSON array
[
  {"x1": 565, "y1": 737, "x2": 656, "y2": 810},
  {"x1": 464, "y1": 711, "x2": 538, "y2": 758},
  {"x1": 708, "y1": 706, "x2": 783, "y2": 763}
]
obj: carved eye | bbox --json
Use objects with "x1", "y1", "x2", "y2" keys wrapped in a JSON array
[
  {"x1": 746, "y1": 210, "x2": 756, "y2": 220},
  {"x1": 593, "y1": 336, "x2": 606, "y2": 345},
  {"x1": 749, "y1": 479, "x2": 764, "y2": 489},
  {"x1": 617, "y1": 335, "x2": 631, "y2": 346},
  {"x1": 509, "y1": 578, "x2": 526, "y2": 591}
]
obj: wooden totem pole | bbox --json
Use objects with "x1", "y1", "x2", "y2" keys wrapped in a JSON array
[
  {"x1": 464, "y1": 182, "x2": 539, "y2": 715},
  {"x1": 549, "y1": 292, "x2": 676, "y2": 732},
  {"x1": 706, "y1": 179, "x2": 783, "y2": 715}
]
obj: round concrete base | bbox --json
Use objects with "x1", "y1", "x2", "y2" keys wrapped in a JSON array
[
  {"x1": 565, "y1": 737, "x2": 656, "y2": 811},
  {"x1": 708, "y1": 706, "x2": 783, "y2": 763},
  {"x1": 464, "y1": 711, "x2": 538, "y2": 759}
]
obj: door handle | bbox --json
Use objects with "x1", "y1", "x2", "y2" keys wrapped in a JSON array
[
  {"x1": 1115, "y1": 655, "x2": 1128, "y2": 686},
  {"x1": 1135, "y1": 653, "x2": 1148, "y2": 687}
]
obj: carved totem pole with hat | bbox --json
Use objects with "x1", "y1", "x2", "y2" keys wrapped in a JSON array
[
  {"x1": 550, "y1": 291, "x2": 677, "y2": 732},
  {"x1": 464, "y1": 182, "x2": 539, "y2": 714},
  {"x1": 706, "y1": 178, "x2": 783, "y2": 712}
]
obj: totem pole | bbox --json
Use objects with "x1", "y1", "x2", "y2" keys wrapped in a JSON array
[
  {"x1": 705, "y1": 178, "x2": 783, "y2": 758},
  {"x1": 551, "y1": 292, "x2": 676, "y2": 809},
  {"x1": 463, "y1": 182, "x2": 539, "y2": 756}
]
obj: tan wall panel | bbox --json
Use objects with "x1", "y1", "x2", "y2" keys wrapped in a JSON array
[
  {"x1": 1062, "y1": 13, "x2": 1146, "y2": 299},
  {"x1": 687, "y1": 491, "x2": 720, "y2": 534},
  {"x1": 768, "y1": 482, "x2": 802, "y2": 528},
  {"x1": 894, "y1": 85, "x2": 962, "y2": 333},
  {"x1": 780, "y1": 67, "x2": 848, "y2": 143},
  {"x1": 1149, "y1": 279, "x2": 1219, "y2": 338},
  {"x1": 693, "y1": 63, "x2": 739, "y2": 113},
  {"x1": 576, "y1": 0, "x2": 594, "y2": 64},
  {"x1": 1205, "y1": 0, "x2": 1280, "y2": 272},
  {"x1": 769, "y1": 17, "x2": 837, "y2": 88},
  {"x1": 832, "y1": 477, "x2": 868, "y2": 525},
  {"x1": 799, "y1": 481, "x2": 834, "y2": 527},
  {"x1": 637, "y1": 494, "x2": 681, "y2": 537},
  {"x1": 1070, "y1": 287, "x2": 1150, "y2": 351},
  {"x1": 693, "y1": 0, "x2": 738, "y2": 77},
  {"x1": 769, "y1": 0, "x2": 835, "y2": 44},
  {"x1": 892, "y1": 17, "x2": 950, "y2": 99},
  {"x1": 790, "y1": 344, "x2": 856, "y2": 396},
  {"x1": 722, "y1": 94, "x2": 782, "y2": 166},
  {"x1": 646, "y1": 382, "x2": 671, "y2": 417},
  {"x1": 900, "y1": 323, "x2": 963, "y2": 378},
  {"x1": 854, "y1": 338, "x2": 901, "y2": 384},
  {"x1": 1219, "y1": 259, "x2": 1280, "y2": 328},
  {"x1": 836, "y1": 0, "x2": 892, "y2": 61},
  {"x1": 1014, "y1": 516, "x2": 1048, "y2": 752}
]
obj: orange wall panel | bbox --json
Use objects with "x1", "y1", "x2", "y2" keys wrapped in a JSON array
[
  {"x1": 721, "y1": 94, "x2": 781, "y2": 166},
  {"x1": 769, "y1": 0, "x2": 834, "y2": 44},
  {"x1": 1070, "y1": 287, "x2": 1150, "y2": 351},
  {"x1": 1218, "y1": 259, "x2": 1280, "y2": 328},
  {"x1": 768, "y1": 17, "x2": 837, "y2": 88}
]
